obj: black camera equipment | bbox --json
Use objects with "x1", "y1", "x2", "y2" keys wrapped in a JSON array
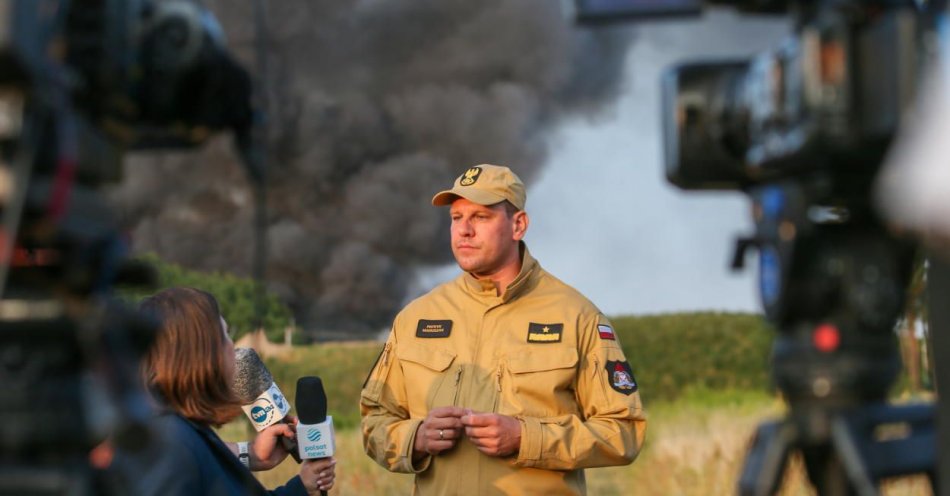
[
  {"x1": 0, "y1": 1, "x2": 260, "y2": 495},
  {"x1": 578, "y1": 0, "x2": 942, "y2": 493}
]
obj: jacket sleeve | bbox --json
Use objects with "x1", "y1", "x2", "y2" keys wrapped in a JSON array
[
  {"x1": 269, "y1": 475, "x2": 306, "y2": 496},
  {"x1": 360, "y1": 325, "x2": 431, "y2": 474},
  {"x1": 120, "y1": 443, "x2": 204, "y2": 496},
  {"x1": 512, "y1": 314, "x2": 646, "y2": 471}
]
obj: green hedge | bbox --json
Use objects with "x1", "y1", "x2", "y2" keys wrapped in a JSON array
[
  {"x1": 263, "y1": 343, "x2": 385, "y2": 430},
  {"x1": 120, "y1": 253, "x2": 294, "y2": 341},
  {"x1": 611, "y1": 312, "x2": 774, "y2": 403},
  {"x1": 259, "y1": 312, "x2": 774, "y2": 428}
]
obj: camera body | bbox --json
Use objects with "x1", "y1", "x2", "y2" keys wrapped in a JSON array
[
  {"x1": 0, "y1": 0, "x2": 252, "y2": 183},
  {"x1": 649, "y1": 1, "x2": 926, "y2": 395},
  {"x1": 663, "y1": 7, "x2": 921, "y2": 190},
  {"x1": 580, "y1": 0, "x2": 926, "y2": 403}
]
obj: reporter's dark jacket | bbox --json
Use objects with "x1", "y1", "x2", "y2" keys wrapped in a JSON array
[{"x1": 112, "y1": 412, "x2": 306, "y2": 496}]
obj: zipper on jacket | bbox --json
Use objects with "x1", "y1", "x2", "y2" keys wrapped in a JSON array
[
  {"x1": 591, "y1": 354, "x2": 609, "y2": 404},
  {"x1": 492, "y1": 362, "x2": 505, "y2": 412},
  {"x1": 452, "y1": 365, "x2": 464, "y2": 406},
  {"x1": 495, "y1": 362, "x2": 504, "y2": 392},
  {"x1": 362, "y1": 341, "x2": 393, "y2": 392}
]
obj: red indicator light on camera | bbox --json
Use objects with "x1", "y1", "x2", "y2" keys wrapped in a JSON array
[{"x1": 813, "y1": 323, "x2": 840, "y2": 352}]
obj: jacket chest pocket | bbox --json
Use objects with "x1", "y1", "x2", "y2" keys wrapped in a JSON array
[
  {"x1": 497, "y1": 347, "x2": 578, "y2": 418},
  {"x1": 396, "y1": 344, "x2": 459, "y2": 414}
]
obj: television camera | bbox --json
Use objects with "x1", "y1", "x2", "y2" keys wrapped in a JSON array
[
  {"x1": 0, "y1": 1, "x2": 260, "y2": 494},
  {"x1": 578, "y1": 0, "x2": 942, "y2": 493}
]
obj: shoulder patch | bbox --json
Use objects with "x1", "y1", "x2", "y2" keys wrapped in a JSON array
[
  {"x1": 598, "y1": 324, "x2": 616, "y2": 341},
  {"x1": 527, "y1": 322, "x2": 563, "y2": 343},
  {"x1": 606, "y1": 360, "x2": 638, "y2": 395},
  {"x1": 416, "y1": 319, "x2": 452, "y2": 338}
]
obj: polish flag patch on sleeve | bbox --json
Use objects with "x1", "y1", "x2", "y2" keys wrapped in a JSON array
[{"x1": 598, "y1": 324, "x2": 615, "y2": 340}]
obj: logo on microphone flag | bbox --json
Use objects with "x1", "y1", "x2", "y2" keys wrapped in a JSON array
[
  {"x1": 242, "y1": 383, "x2": 291, "y2": 431},
  {"x1": 251, "y1": 401, "x2": 274, "y2": 424},
  {"x1": 298, "y1": 416, "x2": 335, "y2": 459},
  {"x1": 307, "y1": 428, "x2": 321, "y2": 442}
]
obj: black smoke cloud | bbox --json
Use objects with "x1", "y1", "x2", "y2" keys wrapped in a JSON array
[{"x1": 110, "y1": 0, "x2": 632, "y2": 335}]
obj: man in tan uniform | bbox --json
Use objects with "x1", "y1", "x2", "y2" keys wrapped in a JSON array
[{"x1": 360, "y1": 164, "x2": 646, "y2": 495}]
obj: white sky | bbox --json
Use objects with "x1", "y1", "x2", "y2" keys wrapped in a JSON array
[{"x1": 417, "y1": 9, "x2": 791, "y2": 317}]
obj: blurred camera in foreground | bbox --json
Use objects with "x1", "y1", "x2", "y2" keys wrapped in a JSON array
[
  {"x1": 0, "y1": 1, "x2": 257, "y2": 495},
  {"x1": 577, "y1": 0, "x2": 938, "y2": 493},
  {"x1": 663, "y1": 12, "x2": 918, "y2": 190}
]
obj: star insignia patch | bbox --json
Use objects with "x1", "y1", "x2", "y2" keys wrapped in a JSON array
[{"x1": 527, "y1": 322, "x2": 563, "y2": 343}]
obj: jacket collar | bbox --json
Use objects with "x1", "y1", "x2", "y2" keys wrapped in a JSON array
[{"x1": 460, "y1": 242, "x2": 539, "y2": 304}]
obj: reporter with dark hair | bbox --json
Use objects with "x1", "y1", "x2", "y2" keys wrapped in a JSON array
[{"x1": 121, "y1": 287, "x2": 335, "y2": 495}]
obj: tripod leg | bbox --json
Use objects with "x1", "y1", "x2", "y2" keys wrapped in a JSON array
[
  {"x1": 929, "y1": 255, "x2": 950, "y2": 496},
  {"x1": 800, "y1": 445, "x2": 850, "y2": 496},
  {"x1": 739, "y1": 421, "x2": 795, "y2": 496},
  {"x1": 828, "y1": 417, "x2": 877, "y2": 496}
]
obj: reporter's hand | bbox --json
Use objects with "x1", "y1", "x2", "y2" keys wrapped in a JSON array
[
  {"x1": 250, "y1": 417, "x2": 297, "y2": 471},
  {"x1": 300, "y1": 456, "x2": 336, "y2": 495},
  {"x1": 413, "y1": 406, "x2": 466, "y2": 460}
]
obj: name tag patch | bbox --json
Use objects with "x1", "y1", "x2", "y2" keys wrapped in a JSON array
[
  {"x1": 606, "y1": 360, "x2": 638, "y2": 395},
  {"x1": 416, "y1": 319, "x2": 452, "y2": 338},
  {"x1": 527, "y1": 323, "x2": 563, "y2": 343}
]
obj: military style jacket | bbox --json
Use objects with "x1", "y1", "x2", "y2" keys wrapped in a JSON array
[{"x1": 361, "y1": 247, "x2": 646, "y2": 495}]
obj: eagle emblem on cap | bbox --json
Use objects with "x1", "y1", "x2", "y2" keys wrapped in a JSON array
[{"x1": 459, "y1": 166, "x2": 482, "y2": 186}]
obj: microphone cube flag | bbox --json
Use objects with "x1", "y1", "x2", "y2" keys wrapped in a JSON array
[
  {"x1": 298, "y1": 416, "x2": 335, "y2": 459},
  {"x1": 242, "y1": 382, "x2": 291, "y2": 431}
]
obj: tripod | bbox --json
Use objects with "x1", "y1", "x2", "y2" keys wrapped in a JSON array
[
  {"x1": 740, "y1": 402, "x2": 934, "y2": 495},
  {"x1": 735, "y1": 180, "x2": 934, "y2": 495},
  {"x1": 738, "y1": 330, "x2": 935, "y2": 496}
]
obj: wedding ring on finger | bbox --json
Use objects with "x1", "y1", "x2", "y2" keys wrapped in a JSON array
[{"x1": 439, "y1": 429, "x2": 445, "y2": 440}]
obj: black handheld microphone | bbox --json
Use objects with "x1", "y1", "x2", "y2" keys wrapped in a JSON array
[
  {"x1": 295, "y1": 376, "x2": 335, "y2": 496},
  {"x1": 233, "y1": 347, "x2": 301, "y2": 463}
]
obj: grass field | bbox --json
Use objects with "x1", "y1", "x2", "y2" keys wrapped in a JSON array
[{"x1": 219, "y1": 388, "x2": 933, "y2": 495}]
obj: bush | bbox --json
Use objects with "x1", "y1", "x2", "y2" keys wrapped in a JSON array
[
  {"x1": 120, "y1": 253, "x2": 294, "y2": 341},
  {"x1": 241, "y1": 312, "x2": 927, "y2": 435},
  {"x1": 612, "y1": 312, "x2": 774, "y2": 403},
  {"x1": 255, "y1": 312, "x2": 774, "y2": 428},
  {"x1": 263, "y1": 342, "x2": 385, "y2": 430}
]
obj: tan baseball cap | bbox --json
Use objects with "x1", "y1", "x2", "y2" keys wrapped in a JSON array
[{"x1": 431, "y1": 164, "x2": 526, "y2": 210}]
